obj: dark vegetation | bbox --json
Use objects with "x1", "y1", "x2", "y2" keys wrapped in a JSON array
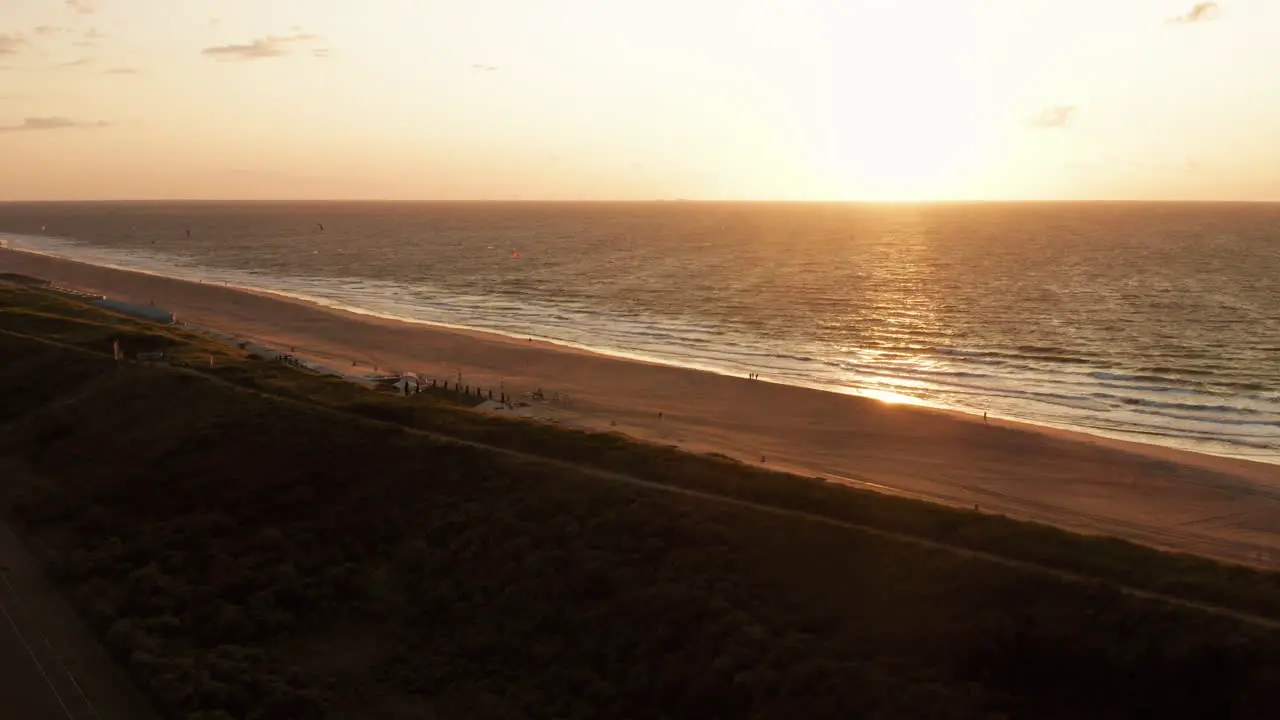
[{"x1": 3, "y1": 282, "x2": 1280, "y2": 719}]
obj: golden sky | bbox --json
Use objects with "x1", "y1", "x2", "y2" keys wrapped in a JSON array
[{"x1": 1, "y1": 0, "x2": 1277, "y2": 201}]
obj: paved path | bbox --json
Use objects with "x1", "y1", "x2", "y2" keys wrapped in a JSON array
[
  {"x1": 0, "y1": 580, "x2": 79, "y2": 720},
  {"x1": 0, "y1": 517, "x2": 157, "y2": 720},
  {"x1": 0, "y1": 544, "x2": 101, "y2": 720}
]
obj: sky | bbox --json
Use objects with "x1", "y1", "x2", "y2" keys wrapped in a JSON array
[{"x1": 1, "y1": 0, "x2": 1279, "y2": 201}]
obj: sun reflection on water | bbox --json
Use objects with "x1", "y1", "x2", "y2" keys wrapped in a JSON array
[{"x1": 856, "y1": 387, "x2": 927, "y2": 406}]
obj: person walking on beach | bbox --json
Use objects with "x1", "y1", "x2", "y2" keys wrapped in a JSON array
[{"x1": 984, "y1": 412, "x2": 988, "y2": 424}]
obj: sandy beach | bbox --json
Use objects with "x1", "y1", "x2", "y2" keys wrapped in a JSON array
[{"x1": 5, "y1": 247, "x2": 1280, "y2": 568}]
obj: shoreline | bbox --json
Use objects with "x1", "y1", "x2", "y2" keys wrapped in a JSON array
[
  {"x1": 6, "y1": 238, "x2": 1274, "y2": 467},
  {"x1": 5, "y1": 246, "x2": 1280, "y2": 566}
]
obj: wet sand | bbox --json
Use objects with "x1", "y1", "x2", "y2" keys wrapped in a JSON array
[{"x1": 5, "y1": 247, "x2": 1280, "y2": 568}]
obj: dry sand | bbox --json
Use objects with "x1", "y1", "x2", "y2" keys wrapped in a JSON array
[{"x1": 5, "y1": 248, "x2": 1280, "y2": 568}]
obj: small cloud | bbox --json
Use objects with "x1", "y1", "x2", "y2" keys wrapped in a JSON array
[
  {"x1": 201, "y1": 33, "x2": 322, "y2": 61},
  {"x1": 0, "y1": 34, "x2": 27, "y2": 56},
  {"x1": 58, "y1": 56, "x2": 93, "y2": 68},
  {"x1": 66, "y1": 0, "x2": 96, "y2": 15},
  {"x1": 1168, "y1": 2, "x2": 1220, "y2": 24},
  {"x1": 471, "y1": 63, "x2": 498, "y2": 72},
  {"x1": 311, "y1": 48, "x2": 331, "y2": 58},
  {"x1": 0, "y1": 116, "x2": 110, "y2": 133},
  {"x1": 34, "y1": 26, "x2": 69, "y2": 37},
  {"x1": 75, "y1": 27, "x2": 104, "y2": 48},
  {"x1": 1185, "y1": 159, "x2": 1204, "y2": 174},
  {"x1": 1026, "y1": 105, "x2": 1076, "y2": 129},
  {"x1": 104, "y1": 67, "x2": 139, "y2": 75}
]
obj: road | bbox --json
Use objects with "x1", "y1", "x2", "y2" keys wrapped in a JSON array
[
  {"x1": 0, "y1": 570, "x2": 92, "y2": 720},
  {"x1": 0, "y1": 518, "x2": 158, "y2": 720}
]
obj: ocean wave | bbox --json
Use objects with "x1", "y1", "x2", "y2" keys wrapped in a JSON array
[
  {"x1": 1135, "y1": 366, "x2": 1218, "y2": 377},
  {"x1": 932, "y1": 346, "x2": 1099, "y2": 365},
  {"x1": 1094, "y1": 382, "x2": 1218, "y2": 395},
  {"x1": 1063, "y1": 422, "x2": 1278, "y2": 450},
  {"x1": 1088, "y1": 371, "x2": 1206, "y2": 387},
  {"x1": 1215, "y1": 381, "x2": 1273, "y2": 392},
  {"x1": 1089, "y1": 393, "x2": 1265, "y2": 415},
  {"x1": 826, "y1": 359, "x2": 993, "y2": 382},
  {"x1": 1127, "y1": 408, "x2": 1280, "y2": 429}
]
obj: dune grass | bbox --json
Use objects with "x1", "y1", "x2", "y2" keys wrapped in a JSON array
[{"x1": 3, "y1": 282, "x2": 1280, "y2": 719}]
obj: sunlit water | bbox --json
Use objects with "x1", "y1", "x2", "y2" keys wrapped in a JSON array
[{"x1": 2, "y1": 201, "x2": 1277, "y2": 463}]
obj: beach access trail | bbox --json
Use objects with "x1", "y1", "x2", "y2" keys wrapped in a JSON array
[{"x1": 4, "y1": 248, "x2": 1280, "y2": 569}]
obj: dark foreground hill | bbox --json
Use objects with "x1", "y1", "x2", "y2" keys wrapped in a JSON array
[{"x1": 3, "y1": 283, "x2": 1280, "y2": 720}]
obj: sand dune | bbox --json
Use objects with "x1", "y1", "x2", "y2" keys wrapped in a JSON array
[{"x1": 4, "y1": 247, "x2": 1280, "y2": 568}]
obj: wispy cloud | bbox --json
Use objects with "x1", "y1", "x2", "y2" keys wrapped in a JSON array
[
  {"x1": 201, "y1": 33, "x2": 322, "y2": 61},
  {"x1": 59, "y1": 56, "x2": 93, "y2": 69},
  {"x1": 34, "y1": 26, "x2": 69, "y2": 37},
  {"x1": 1168, "y1": 2, "x2": 1220, "y2": 24},
  {"x1": 471, "y1": 63, "x2": 498, "y2": 72},
  {"x1": 103, "y1": 67, "x2": 139, "y2": 75},
  {"x1": 311, "y1": 48, "x2": 331, "y2": 58},
  {"x1": 66, "y1": 0, "x2": 97, "y2": 15},
  {"x1": 1026, "y1": 105, "x2": 1076, "y2": 129},
  {"x1": 0, "y1": 34, "x2": 27, "y2": 56},
  {"x1": 74, "y1": 27, "x2": 104, "y2": 48},
  {"x1": 0, "y1": 116, "x2": 110, "y2": 133}
]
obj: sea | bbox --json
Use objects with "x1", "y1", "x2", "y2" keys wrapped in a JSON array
[{"x1": 1, "y1": 201, "x2": 1277, "y2": 464}]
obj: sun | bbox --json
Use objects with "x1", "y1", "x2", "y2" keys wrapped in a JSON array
[
  {"x1": 783, "y1": 4, "x2": 1010, "y2": 201},
  {"x1": 804, "y1": 89, "x2": 1004, "y2": 202}
]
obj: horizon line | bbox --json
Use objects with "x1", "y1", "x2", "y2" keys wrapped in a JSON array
[{"x1": 3, "y1": 198, "x2": 1280, "y2": 205}]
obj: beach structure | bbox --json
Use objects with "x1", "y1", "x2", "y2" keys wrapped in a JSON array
[
  {"x1": 51, "y1": 284, "x2": 106, "y2": 301},
  {"x1": 95, "y1": 298, "x2": 177, "y2": 325}
]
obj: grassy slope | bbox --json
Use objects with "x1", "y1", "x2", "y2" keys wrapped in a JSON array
[{"x1": 3, "y1": 283, "x2": 1280, "y2": 720}]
